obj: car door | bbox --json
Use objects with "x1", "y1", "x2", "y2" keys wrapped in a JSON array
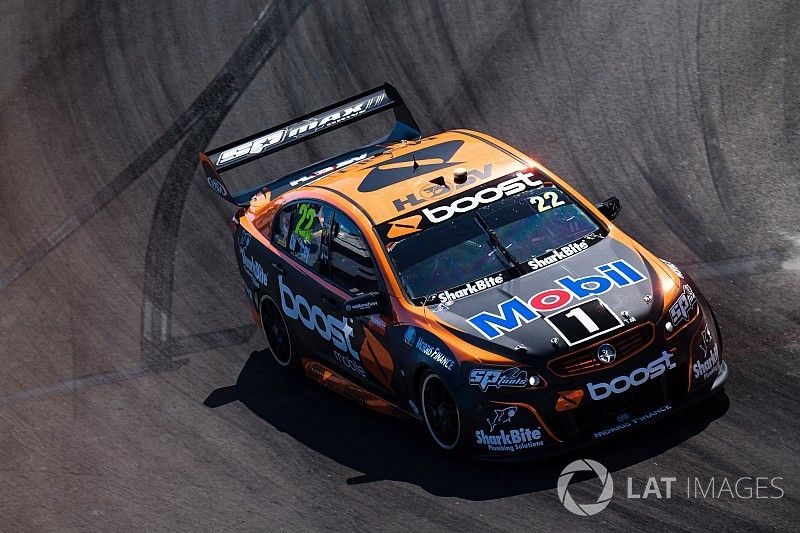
[
  {"x1": 319, "y1": 208, "x2": 396, "y2": 396},
  {"x1": 269, "y1": 200, "x2": 347, "y2": 366}
]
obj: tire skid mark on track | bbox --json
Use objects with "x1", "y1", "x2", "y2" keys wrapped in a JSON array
[
  {"x1": 140, "y1": 0, "x2": 310, "y2": 369},
  {"x1": 0, "y1": 324, "x2": 254, "y2": 407},
  {"x1": 0, "y1": 365, "x2": 173, "y2": 407},
  {"x1": 0, "y1": 1, "x2": 309, "y2": 406},
  {"x1": 0, "y1": 1, "x2": 309, "y2": 295}
]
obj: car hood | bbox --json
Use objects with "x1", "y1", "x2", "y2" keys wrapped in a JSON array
[{"x1": 424, "y1": 236, "x2": 663, "y2": 365}]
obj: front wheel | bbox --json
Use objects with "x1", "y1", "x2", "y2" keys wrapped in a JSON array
[{"x1": 420, "y1": 371, "x2": 465, "y2": 453}]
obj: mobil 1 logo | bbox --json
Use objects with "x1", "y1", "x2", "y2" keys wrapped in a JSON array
[{"x1": 545, "y1": 298, "x2": 623, "y2": 346}]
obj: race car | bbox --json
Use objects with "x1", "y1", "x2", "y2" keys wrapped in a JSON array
[{"x1": 200, "y1": 84, "x2": 728, "y2": 459}]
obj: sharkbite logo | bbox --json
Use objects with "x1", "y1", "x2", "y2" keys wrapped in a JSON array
[
  {"x1": 467, "y1": 260, "x2": 647, "y2": 340},
  {"x1": 693, "y1": 326, "x2": 720, "y2": 380},
  {"x1": 475, "y1": 426, "x2": 543, "y2": 452},
  {"x1": 486, "y1": 406, "x2": 517, "y2": 431},
  {"x1": 238, "y1": 232, "x2": 268, "y2": 286},
  {"x1": 436, "y1": 274, "x2": 504, "y2": 303},
  {"x1": 527, "y1": 240, "x2": 589, "y2": 271}
]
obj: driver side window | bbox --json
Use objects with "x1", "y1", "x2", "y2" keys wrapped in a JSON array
[
  {"x1": 328, "y1": 211, "x2": 380, "y2": 295},
  {"x1": 274, "y1": 201, "x2": 331, "y2": 272}
]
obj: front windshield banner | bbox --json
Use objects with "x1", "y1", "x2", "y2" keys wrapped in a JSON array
[
  {"x1": 376, "y1": 169, "x2": 543, "y2": 242},
  {"x1": 377, "y1": 168, "x2": 607, "y2": 305}
]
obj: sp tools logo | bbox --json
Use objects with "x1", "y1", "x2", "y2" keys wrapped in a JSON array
[
  {"x1": 468, "y1": 367, "x2": 528, "y2": 391},
  {"x1": 557, "y1": 459, "x2": 614, "y2": 516},
  {"x1": 358, "y1": 140, "x2": 465, "y2": 193},
  {"x1": 216, "y1": 93, "x2": 387, "y2": 167},
  {"x1": 669, "y1": 284, "x2": 697, "y2": 325}
]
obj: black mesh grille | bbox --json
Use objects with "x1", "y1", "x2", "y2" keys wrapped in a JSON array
[{"x1": 548, "y1": 323, "x2": 655, "y2": 377}]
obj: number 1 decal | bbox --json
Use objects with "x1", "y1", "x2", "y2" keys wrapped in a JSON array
[
  {"x1": 545, "y1": 298, "x2": 623, "y2": 346},
  {"x1": 564, "y1": 307, "x2": 600, "y2": 333}
]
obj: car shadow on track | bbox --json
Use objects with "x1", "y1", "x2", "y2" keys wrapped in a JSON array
[{"x1": 205, "y1": 349, "x2": 730, "y2": 500}]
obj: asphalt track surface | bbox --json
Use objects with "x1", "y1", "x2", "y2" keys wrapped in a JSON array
[{"x1": 1, "y1": 1, "x2": 799, "y2": 530}]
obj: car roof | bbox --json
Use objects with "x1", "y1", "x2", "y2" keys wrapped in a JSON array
[{"x1": 301, "y1": 130, "x2": 533, "y2": 224}]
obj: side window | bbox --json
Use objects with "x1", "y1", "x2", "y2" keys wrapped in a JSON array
[
  {"x1": 272, "y1": 204, "x2": 294, "y2": 249},
  {"x1": 287, "y1": 201, "x2": 331, "y2": 272},
  {"x1": 329, "y1": 212, "x2": 380, "y2": 295}
]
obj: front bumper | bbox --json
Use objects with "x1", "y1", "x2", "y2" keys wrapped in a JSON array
[{"x1": 462, "y1": 301, "x2": 727, "y2": 460}]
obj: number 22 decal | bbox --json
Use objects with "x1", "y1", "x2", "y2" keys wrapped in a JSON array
[
  {"x1": 294, "y1": 203, "x2": 316, "y2": 241},
  {"x1": 530, "y1": 191, "x2": 566, "y2": 212}
]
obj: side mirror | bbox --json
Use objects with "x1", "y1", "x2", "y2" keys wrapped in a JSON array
[
  {"x1": 343, "y1": 292, "x2": 387, "y2": 317},
  {"x1": 597, "y1": 196, "x2": 621, "y2": 220}
]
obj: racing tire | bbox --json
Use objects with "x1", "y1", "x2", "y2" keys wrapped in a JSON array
[
  {"x1": 420, "y1": 370, "x2": 466, "y2": 454},
  {"x1": 258, "y1": 295, "x2": 299, "y2": 370}
]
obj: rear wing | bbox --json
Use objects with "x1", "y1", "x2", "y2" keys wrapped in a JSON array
[{"x1": 199, "y1": 83, "x2": 420, "y2": 206}]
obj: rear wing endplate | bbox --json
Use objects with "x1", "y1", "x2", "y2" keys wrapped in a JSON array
[{"x1": 199, "y1": 83, "x2": 420, "y2": 206}]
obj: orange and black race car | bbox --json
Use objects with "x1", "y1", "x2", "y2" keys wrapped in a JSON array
[{"x1": 200, "y1": 84, "x2": 728, "y2": 459}]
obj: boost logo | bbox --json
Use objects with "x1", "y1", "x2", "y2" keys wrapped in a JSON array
[
  {"x1": 587, "y1": 351, "x2": 676, "y2": 400},
  {"x1": 421, "y1": 170, "x2": 541, "y2": 223},
  {"x1": 279, "y1": 276, "x2": 358, "y2": 359}
]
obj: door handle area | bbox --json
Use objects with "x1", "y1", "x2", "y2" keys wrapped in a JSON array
[
  {"x1": 322, "y1": 297, "x2": 340, "y2": 311},
  {"x1": 271, "y1": 262, "x2": 285, "y2": 275}
]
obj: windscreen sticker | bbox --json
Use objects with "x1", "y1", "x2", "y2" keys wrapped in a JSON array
[
  {"x1": 420, "y1": 169, "x2": 542, "y2": 224},
  {"x1": 417, "y1": 234, "x2": 600, "y2": 306},
  {"x1": 376, "y1": 168, "x2": 542, "y2": 241},
  {"x1": 529, "y1": 190, "x2": 566, "y2": 212}
]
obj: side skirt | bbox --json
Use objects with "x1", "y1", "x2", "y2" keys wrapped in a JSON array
[{"x1": 301, "y1": 358, "x2": 414, "y2": 420}]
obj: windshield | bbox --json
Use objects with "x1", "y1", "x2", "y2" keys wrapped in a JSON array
[{"x1": 385, "y1": 180, "x2": 604, "y2": 304}]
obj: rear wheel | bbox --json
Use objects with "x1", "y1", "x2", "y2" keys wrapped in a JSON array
[
  {"x1": 258, "y1": 296, "x2": 298, "y2": 369},
  {"x1": 420, "y1": 371, "x2": 464, "y2": 453}
]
